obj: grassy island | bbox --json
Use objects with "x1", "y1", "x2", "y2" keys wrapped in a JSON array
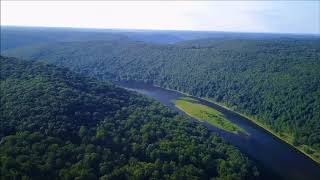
[{"x1": 173, "y1": 97, "x2": 248, "y2": 135}]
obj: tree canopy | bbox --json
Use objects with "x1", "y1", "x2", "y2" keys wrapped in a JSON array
[{"x1": 0, "y1": 56, "x2": 259, "y2": 180}]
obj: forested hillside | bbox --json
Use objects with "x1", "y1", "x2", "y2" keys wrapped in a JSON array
[
  {"x1": 0, "y1": 56, "x2": 259, "y2": 179},
  {"x1": 3, "y1": 37, "x2": 320, "y2": 159}
]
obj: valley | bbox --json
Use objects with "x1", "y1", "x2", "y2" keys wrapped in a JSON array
[
  {"x1": 1, "y1": 26, "x2": 320, "y2": 180},
  {"x1": 117, "y1": 81, "x2": 320, "y2": 180}
]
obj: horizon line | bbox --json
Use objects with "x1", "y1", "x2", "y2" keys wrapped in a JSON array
[{"x1": 2, "y1": 24, "x2": 320, "y2": 36}]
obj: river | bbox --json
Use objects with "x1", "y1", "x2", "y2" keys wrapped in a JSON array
[{"x1": 117, "y1": 81, "x2": 320, "y2": 180}]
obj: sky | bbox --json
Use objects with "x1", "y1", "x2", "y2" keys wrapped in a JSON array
[{"x1": 1, "y1": 1, "x2": 319, "y2": 34}]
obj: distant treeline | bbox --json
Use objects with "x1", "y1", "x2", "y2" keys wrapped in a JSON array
[{"x1": 2, "y1": 26, "x2": 316, "y2": 51}]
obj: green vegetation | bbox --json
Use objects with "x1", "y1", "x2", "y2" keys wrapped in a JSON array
[
  {"x1": 202, "y1": 97, "x2": 320, "y2": 164},
  {"x1": 173, "y1": 97, "x2": 248, "y2": 135},
  {"x1": 4, "y1": 36, "x2": 319, "y2": 164},
  {"x1": 0, "y1": 56, "x2": 259, "y2": 180}
]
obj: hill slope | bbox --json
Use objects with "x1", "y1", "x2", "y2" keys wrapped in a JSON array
[
  {"x1": 3, "y1": 37, "x2": 320, "y2": 160},
  {"x1": 0, "y1": 56, "x2": 259, "y2": 180}
]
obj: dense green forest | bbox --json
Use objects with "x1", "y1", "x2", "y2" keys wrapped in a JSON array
[
  {"x1": 4, "y1": 37, "x2": 320, "y2": 157},
  {"x1": 0, "y1": 56, "x2": 259, "y2": 179}
]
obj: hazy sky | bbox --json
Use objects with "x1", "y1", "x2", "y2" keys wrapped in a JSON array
[{"x1": 1, "y1": 1, "x2": 319, "y2": 34}]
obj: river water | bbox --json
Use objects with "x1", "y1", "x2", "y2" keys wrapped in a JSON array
[{"x1": 117, "y1": 81, "x2": 320, "y2": 180}]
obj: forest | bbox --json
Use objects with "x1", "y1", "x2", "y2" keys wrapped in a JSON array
[
  {"x1": 0, "y1": 56, "x2": 259, "y2": 179},
  {"x1": 3, "y1": 36, "x2": 320, "y2": 158}
]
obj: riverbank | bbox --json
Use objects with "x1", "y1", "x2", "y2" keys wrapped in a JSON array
[
  {"x1": 202, "y1": 97, "x2": 320, "y2": 165},
  {"x1": 154, "y1": 84, "x2": 320, "y2": 164}
]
